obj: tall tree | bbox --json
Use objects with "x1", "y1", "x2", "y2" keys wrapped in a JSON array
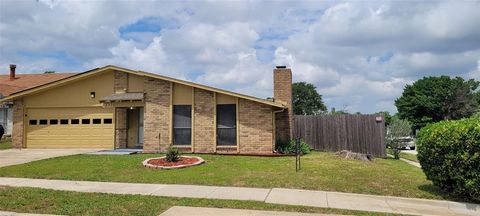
[
  {"x1": 395, "y1": 76, "x2": 479, "y2": 130},
  {"x1": 292, "y1": 82, "x2": 327, "y2": 115},
  {"x1": 376, "y1": 111, "x2": 393, "y2": 126}
]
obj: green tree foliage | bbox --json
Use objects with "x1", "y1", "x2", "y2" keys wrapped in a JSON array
[
  {"x1": 376, "y1": 111, "x2": 392, "y2": 126},
  {"x1": 386, "y1": 117, "x2": 412, "y2": 159},
  {"x1": 416, "y1": 115, "x2": 480, "y2": 202},
  {"x1": 329, "y1": 107, "x2": 349, "y2": 115},
  {"x1": 292, "y1": 82, "x2": 327, "y2": 115},
  {"x1": 395, "y1": 76, "x2": 479, "y2": 130},
  {"x1": 44, "y1": 70, "x2": 56, "y2": 74}
]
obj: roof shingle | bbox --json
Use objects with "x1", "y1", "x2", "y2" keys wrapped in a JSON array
[{"x1": 0, "y1": 73, "x2": 76, "y2": 97}]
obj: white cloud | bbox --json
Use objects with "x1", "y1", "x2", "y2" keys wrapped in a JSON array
[{"x1": 1, "y1": 0, "x2": 479, "y2": 113}]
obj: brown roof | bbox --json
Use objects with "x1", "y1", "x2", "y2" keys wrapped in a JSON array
[{"x1": 0, "y1": 73, "x2": 76, "y2": 97}]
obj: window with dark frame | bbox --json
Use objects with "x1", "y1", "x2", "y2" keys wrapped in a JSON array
[
  {"x1": 216, "y1": 104, "x2": 236, "y2": 146},
  {"x1": 39, "y1": 119, "x2": 48, "y2": 125},
  {"x1": 173, "y1": 105, "x2": 192, "y2": 145},
  {"x1": 82, "y1": 119, "x2": 90, "y2": 124},
  {"x1": 29, "y1": 120, "x2": 37, "y2": 125},
  {"x1": 60, "y1": 119, "x2": 69, "y2": 124},
  {"x1": 92, "y1": 118, "x2": 101, "y2": 124},
  {"x1": 103, "y1": 118, "x2": 112, "y2": 124},
  {"x1": 49, "y1": 119, "x2": 58, "y2": 125}
]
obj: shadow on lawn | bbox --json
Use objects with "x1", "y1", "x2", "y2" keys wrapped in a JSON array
[{"x1": 418, "y1": 184, "x2": 479, "y2": 204}]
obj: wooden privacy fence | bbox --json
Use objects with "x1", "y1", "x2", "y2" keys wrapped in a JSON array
[{"x1": 293, "y1": 114, "x2": 386, "y2": 157}]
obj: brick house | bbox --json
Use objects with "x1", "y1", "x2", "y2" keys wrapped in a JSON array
[
  {"x1": 0, "y1": 65, "x2": 293, "y2": 154},
  {"x1": 0, "y1": 65, "x2": 75, "y2": 137}
]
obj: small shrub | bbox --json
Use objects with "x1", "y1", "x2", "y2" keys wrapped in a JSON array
[
  {"x1": 417, "y1": 116, "x2": 480, "y2": 202},
  {"x1": 165, "y1": 147, "x2": 180, "y2": 162},
  {"x1": 275, "y1": 139, "x2": 311, "y2": 155},
  {"x1": 386, "y1": 117, "x2": 412, "y2": 159}
]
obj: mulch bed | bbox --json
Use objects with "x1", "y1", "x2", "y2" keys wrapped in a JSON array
[{"x1": 146, "y1": 157, "x2": 200, "y2": 167}]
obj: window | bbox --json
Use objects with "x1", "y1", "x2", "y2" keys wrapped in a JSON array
[
  {"x1": 29, "y1": 120, "x2": 37, "y2": 125},
  {"x1": 173, "y1": 105, "x2": 192, "y2": 145},
  {"x1": 103, "y1": 118, "x2": 112, "y2": 124},
  {"x1": 216, "y1": 104, "x2": 236, "y2": 146},
  {"x1": 50, "y1": 119, "x2": 58, "y2": 125},
  {"x1": 39, "y1": 119, "x2": 48, "y2": 125},
  {"x1": 71, "y1": 119, "x2": 80, "y2": 124},
  {"x1": 60, "y1": 119, "x2": 69, "y2": 124},
  {"x1": 92, "y1": 118, "x2": 101, "y2": 124},
  {"x1": 82, "y1": 119, "x2": 90, "y2": 124}
]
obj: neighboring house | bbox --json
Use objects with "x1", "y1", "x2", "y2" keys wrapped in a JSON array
[
  {"x1": 0, "y1": 65, "x2": 75, "y2": 136},
  {"x1": 0, "y1": 65, "x2": 293, "y2": 154}
]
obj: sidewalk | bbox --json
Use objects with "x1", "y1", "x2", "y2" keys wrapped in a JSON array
[
  {"x1": 0, "y1": 177, "x2": 478, "y2": 216},
  {"x1": 159, "y1": 206, "x2": 338, "y2": 216}
]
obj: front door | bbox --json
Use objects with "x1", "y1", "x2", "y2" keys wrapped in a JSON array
[{"x1": 137, "y1": 108, "x2": 144, "y2": 147}]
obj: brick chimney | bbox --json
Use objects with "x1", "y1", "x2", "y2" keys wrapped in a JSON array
[
  {"x1": 273, "y1": 66, "x2": 293, "y2": 141},
  {"x1": 9, "y1": 64, "x2": 16, "y2": 80}
]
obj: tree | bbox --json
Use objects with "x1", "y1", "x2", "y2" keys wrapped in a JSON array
[
  {"x1": 292, "y1": 82, "x2": 327, "y2": 115},
  {"x1": 395, "y1": 76, "x2": 479, "y2": 130},
  {"x1": 387, "y1": 117, "x2": 412, "y2": 159},
  {"x1": 376, "y1": 111, "x2": 393, "y2": 126},
  {"x1": 44, "y1": 70, "x2": 55, "y2": 74}
]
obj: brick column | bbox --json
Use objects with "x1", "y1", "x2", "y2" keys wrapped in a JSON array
[
  {"x1": 12, "y1": 99, "x2": 24, "y2": 148},
  {"x1": 193, "y1": 89, "x2": 215, "y2": 153},
  {"x1": 143, "y1": 78, "x2": 171, "y2": 153},
  {"x1": 115, "y1": 108, "x2": 127, "y2": 149},
  {"x1": 239, "y1": 99, "x2": 273, "y2": 154},
  {"x1": 273, "y1": 66, "x2": 293, "y2": 141}
]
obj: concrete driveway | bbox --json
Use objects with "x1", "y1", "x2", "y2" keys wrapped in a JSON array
[{"x1": 0, "y1": 149, "x2": 99, "y2": 168}]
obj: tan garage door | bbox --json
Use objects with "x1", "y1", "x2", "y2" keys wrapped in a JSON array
[{"x1": 26, "y1": 107, "x2": 114, "y2": 149}]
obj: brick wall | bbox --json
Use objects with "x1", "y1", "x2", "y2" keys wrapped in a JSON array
[
  {"x1": 115, "y1": 108, "x2": 127, "y2": 149},
  {"x1": 273, "y1": 67, "x2": 293, "y2": 141},
  {"x1": 143, "y1": 78, "x2": 171, "y2": 153},
  {"x1": 114, "y1": 71, "x2": 128, "y2": 93},
  {"x1": 12, "y1": 99, "x2": 24, "y2": 148},
  {"x1": 193, "y1": 89, "x2": 215, "y2": 153},
  {"x1": 238, "y1": 99, "x2": 273, "y2": 154}
]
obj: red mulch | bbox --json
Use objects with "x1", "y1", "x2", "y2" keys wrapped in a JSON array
[{"x1": 147, "y1": 157, "x2": 200, "y2": 167}]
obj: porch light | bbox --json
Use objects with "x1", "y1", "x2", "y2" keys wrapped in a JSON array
[
  {"x1": 90, "y1": 92, "x2": 95, "y2": 98},
  {"x1": 130, "y1": 106, "x2": 134, "y2": 110}
]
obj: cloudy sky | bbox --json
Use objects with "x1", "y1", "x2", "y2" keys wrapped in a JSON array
[{"x1": 1, "y1": 0, "x2": 479, "y2": 113}]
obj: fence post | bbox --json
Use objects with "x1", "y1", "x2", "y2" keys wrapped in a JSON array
[{"x1": 295, "y1": 137, "x2": 301, "y2": 172}]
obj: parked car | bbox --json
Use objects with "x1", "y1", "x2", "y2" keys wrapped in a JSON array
[
  {"x1": 386, "y1": 135, "x2": 416, "y2": 150},
  {"x1": 396, "y1": 136, "x2": 415, "y2": 150}
]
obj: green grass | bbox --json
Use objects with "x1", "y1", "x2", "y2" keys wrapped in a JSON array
[
  {"x1": 386, "y1": 149, "x2": 419, "y2": 162},
  {"x1": 0, "y1": 186, "x2": 398, "y2": 216},
  {"x1": 0, "y1": 138, "x2": 12, "y2": 150},
  {"x1": 0, "y1": 151, "x2": 449, "y2": 201},
  {"x1": 400, "y1": 152, "x2": 418, "y2": 162}
]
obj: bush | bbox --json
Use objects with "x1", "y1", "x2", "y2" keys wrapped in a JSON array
[
  {"x1": 275, "y1": 139, "x2": 311, "y2": 155},
  {"x1": 416, "y1": 116, "x2": 480, "y2": 202},
  {"x1": 165, "y1": 147, "x2": 180, "y2": 162},
  {"x1": 386, "y1": 117, "x2": 412, "y2": 159}
]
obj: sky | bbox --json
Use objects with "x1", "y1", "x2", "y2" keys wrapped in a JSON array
[{"x1": 0, "y1": 0, "x2": 479, "y2": 114}]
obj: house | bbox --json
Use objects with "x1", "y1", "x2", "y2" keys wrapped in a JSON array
[
  {"x1": 0, "y1": 65, "x2": 75, "y2": 137},
  {"x1": 0, "y1": 65, "x2": 293, "y2": 154}
]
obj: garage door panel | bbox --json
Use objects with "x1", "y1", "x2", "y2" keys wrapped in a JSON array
[{"x1": 26, "y1": 107, "x2": 114, "y2": 149}]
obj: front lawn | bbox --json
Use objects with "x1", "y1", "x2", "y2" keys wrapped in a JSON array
[
  {"x1": 0, "y1": 186, "x2": 394, "y2": 216},
  {"x1": 400, "y1": 152, "x2": 418, "y2": 162},
  {"x1": 0, "y1": 138, "x2": 12, "y2": 150},
  {"x1": 0, "y1": 152, "x2": 448, "y2": 200},
  {"x1": 386, "y1": 149, "x2": 419, "y2": 162}
]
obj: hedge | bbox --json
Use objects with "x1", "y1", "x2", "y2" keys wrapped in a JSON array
[{"x1": 416, "y1": 116, "x2": 480, "y2": 202}]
